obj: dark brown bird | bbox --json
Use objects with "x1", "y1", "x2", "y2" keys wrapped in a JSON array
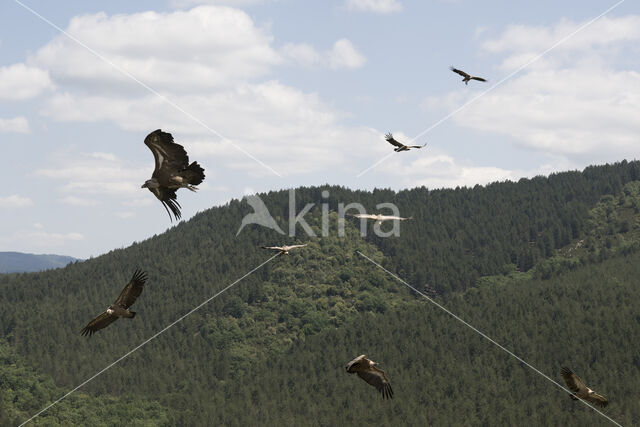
[
  {"x1": 346, "y1": 354, "x2": 394, "y2": 399},
  {"x1": 450, "y1": 67, "x2": 487, "y2": 85},
  {"x1": 385, "y1": 133, "x2": 426, "y2": 152},
  {"x1": 81, "y1": 270, "x2": 148, "y2": 337},
  {"x1": 561, "y1": 367, "x2": 608, "y2": 408},
  {"x1": 141, "y1": 129, "x2": 205, "y2": 221}
]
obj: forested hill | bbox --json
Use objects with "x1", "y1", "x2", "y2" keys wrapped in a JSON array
[
  {"x1": 0, "y1": 252, "x2": 79, "y2": 274},
  {"x1": 1, "y1": 160, "x2": 640, "y2": 425}
]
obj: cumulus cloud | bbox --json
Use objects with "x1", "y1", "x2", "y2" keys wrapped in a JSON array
[
  {"x1": 36, "y1": 152, "x2": 148, "y2": 196},
  {"x1": 170, "y1": 0, "x2": 264, "y2": 6},
  {"x1": 0, "y1": 195, "x2": 34, "y2": 208},
  {"x1": 0, "y1": 117, "x2": 30, "y2": 133},
  {"x1": 282, "y1": 39, "x2": 366, "y2": 70},
  {"x1": 423, "y1": 15, "x2": 640, "y2": 162},
  {"x1": 328, "y1": 39, "x2": 366, "y2": 69},
  {"x1": 345, "y1": 0, "x2": 402, "y2": 14},
  {"x1": 31, "y1": 7, "x2": 280, "y2": 93},
  {"x1": 0, "y1": 63, "x2": 53, "y2": 100}
]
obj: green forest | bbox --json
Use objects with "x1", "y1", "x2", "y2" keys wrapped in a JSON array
[{"x1": 1, "y1": 161, "x2": 640, "y2": 426}]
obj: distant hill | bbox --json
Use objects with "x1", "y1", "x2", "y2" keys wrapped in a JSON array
[
  {"x1": 1, "y1": 160, "x2": 640, "y2": 425},
  {"x1": 0, "y1": 252, "x2": 80, "y2": 274}
]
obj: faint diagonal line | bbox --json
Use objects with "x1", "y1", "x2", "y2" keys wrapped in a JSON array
[
  {"x1": 20, "y1": 253, "x2": 279, "y2": 426},
  {"x1": 356, "y1": 251, "x2": 622, "y2": 427},
  {"x1": 12, "y1": 0, "x2": 282, "y2": 178},
  {"x1": 356, "y1": 0, "x2": 626, "y2": 178}
]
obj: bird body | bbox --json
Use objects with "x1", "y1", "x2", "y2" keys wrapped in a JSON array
[
  {"x1": 346, "y1": 354, "x2": 394, "y2": 399},
  {"x1": 560, "y1": 367, "x2": 608, "y2": 408},
  {"x1": 450, "y1": 67, "x2": 487, "y2": 85},
  {"x1": 81, "y1": 270, "x2": 147, "y2": 337},
  {"x1": 350, "y1": 213, "x2": 412, "y2": 224},
  {"x1": 385, "y1": 133, "x2": 426, "y2": 152},
  {"x1": 141, "y1": 129, "x2": 205, "y2": 221},
  {"x1": 261, "y1": 244, "x2": 308, "y2": 256}
]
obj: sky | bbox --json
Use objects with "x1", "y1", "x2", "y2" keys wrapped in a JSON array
[{"x1": 0, "y1": 0, "x2": 639, "y2": 259}]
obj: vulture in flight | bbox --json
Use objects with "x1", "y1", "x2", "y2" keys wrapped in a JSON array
[
  {"x1": 560, "y1": 367, "x2": 608, "y2": 408},
  {"x1": 450, "y1": 67, "x2": 487, "y2": 85},
  {"x1": 141, "y1": 129, "x2": 205, "y2": 221},
  {"x1": 349, "y1": 213, "x2": 412, "y2": 224},
  {"x1": 346, "y1": 354, "x2": 394, "y2": 399},
  {"x1": 385, "y1": 133, "x2": 426, "y2": 152},
  {"x1": 261, "y1": 243, "x2": 308, "y2": 256},
  {"x1": 81, "y1": 269, "x2": 148, "y2": 337}
]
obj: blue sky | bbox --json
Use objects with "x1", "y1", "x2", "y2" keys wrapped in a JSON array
[{"x1": 0, "y1": 0, "x2": 638, "y2": 258}]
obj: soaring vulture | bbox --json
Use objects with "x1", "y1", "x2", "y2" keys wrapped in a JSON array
[
  {"x1": 260, "y1": 243, "x2": 308, "y2": 256},
  {"x1": 81, "y1": 269, "x2": 148, "y2": 337},
  {"x1": 560, "y1": 367, "x2": 608, "y2": 408},
  {"x1": 450, "y1": 67, "x2": 487, "y2": 85},
  {"x1": 349, "y1": 213, "x2": 412, "y2": 224},
  {"x1": 385, "y1": 133, "x2": 426, "y2": 152},
  {"x1": 141, "y1": 129, "x2": 205, "y2": 221},
  {"x1": 346, "y1": 354, "x2": 394, "y2": 399}
]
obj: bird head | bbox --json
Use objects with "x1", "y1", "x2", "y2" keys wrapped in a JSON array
[{"x1": 141, "y1": 179, "x2": 159, "y2": 189}]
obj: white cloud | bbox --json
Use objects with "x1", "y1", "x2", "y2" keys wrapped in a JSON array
[
  {"x1": 0, "y1": 195, "x2": 34, "y2": 208},
  {"x1": 379, "y1": 148, "x2": 528, "y2": 189},
  {"x1": 282, "y1": 39, "x2": 366, "y2": 70},
  {"x1": 328, "y1": 39, "x2": 366, "y2": 70},
  {"x1": 0, "y1": 117, "x2": 30, "y2": 133},
  {"x1": 170, "y1": 0, "x2": 264, "y2": 6},
  {"x1": 424, "y1": 15, "x2": 640, "y2": 162},
  {"x1": 345, "y1": 0, "x2": 402, "y2": 14},
  {"x1": 31, "y1": 7, "x2": 280, "y2": 93},
  {"x1": 0, "y1": 63, "x2": 53, "y2": 100},
  {"x1": 36, "y1": 152, "x2": 148, "y2": 196}
]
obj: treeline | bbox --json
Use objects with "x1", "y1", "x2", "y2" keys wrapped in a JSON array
[{"x1": 1, "y1": 161, "x2": 639, "y2": 424}]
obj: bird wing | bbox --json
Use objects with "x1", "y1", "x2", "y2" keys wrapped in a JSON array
[
  {"x1": 357, "y1": 366, "x2": 394, "y2": 399},
  {"x1": 261, "y1": 246, "x2": 284, "y2": 251},
  {"x1": 351, "y1": 214, "x2": 377, "y2": 220},
  {"x1": 561, "y1": 367, "x2": 588, "y2": 394},
  {"x1": 144, "y1": 129, "x2": 190, "y2": 181},
  {"x1": 384, "y1": 133, "x2": 405, "y2": 148},
  {"x1": 407, "y1": 143, "x2": 427, "y2": 149},
  {"x1": 114, "y1": 269, "x2": 148, "y2": 309},
  {"x1": 346, "y1": 354, "x2": 367, "y2": 372},
  {"x1": 81, "y1": 312, "x2": 118, "y2": 337},
  {"x1": 471, "y1": 76, "x2": 487, "y2": 82},
  {"x1": 585, "y1": 392, "x2": 608, "y2": 408},
  {"x1": 288, "y1": 244, "x2": 308, "y2": 249},
  {"x1": 450, "y1": 67, "x2": 470, "y2": 78}
]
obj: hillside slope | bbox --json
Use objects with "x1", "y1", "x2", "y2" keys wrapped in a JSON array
[
  {"x1": 0, "y1": 252, "x2": 79, "y2": 274},
  {"x1": 2, "y1": 161, "x2": 640, "y2": 425}
]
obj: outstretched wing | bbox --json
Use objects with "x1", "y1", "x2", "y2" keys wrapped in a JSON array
[
  {"x1": 346, "y1": 354, "x2": 367, "y2": 372},
  {"x1": 450, "y1": 67, "x2": 470, "y2": 78},
  {"x1": 357, "y1": 366, "x2": 394, "y2": 399},
  {"x1": 471, "y1": 76, "x2": 487, "y2": 82},
  {"x1": 585, "y1": 392, "x2": 608, "y2": 408},
  {"x1": 288, "y1": 244, "x2": 308, "y2": 249},
  {"x1": 81, "y1": 312, "x2": 118, "y2": 337},
  {"x1": 114, "y1": 269, "x2": 148, "y2": 309},
  {"x1": 261, "y1": 246, "x2": 283, "y2": 251},
  {"x1": 561, "y1": 367, "x2": 587, "y2": 393},
  {"x1": 144, "y1": 130, "x2": 190, "y2": 181},
  {"x1": 384, "y1": 133, "x2": 405, "y2": 148},
  {"x1": 407, "y1": 143, "x2": 427, "y2": 149},
  {"x1": 350, "y1": 214, "x2": 378, "y2": 220}
]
